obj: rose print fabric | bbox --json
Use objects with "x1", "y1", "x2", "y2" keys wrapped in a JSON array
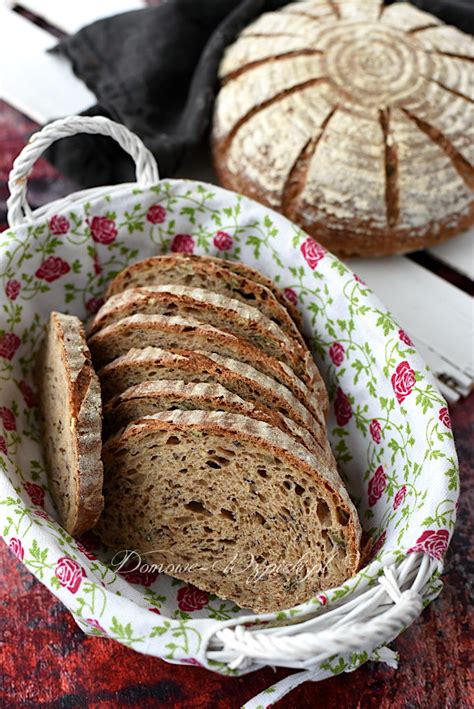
[{"x1": 0, "y1": 179, "x2": 458, "y2": 676}]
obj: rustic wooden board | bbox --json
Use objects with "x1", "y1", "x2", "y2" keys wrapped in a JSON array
[{"x1": 428, "y1": 229, "x2": 474, "y2": 282}]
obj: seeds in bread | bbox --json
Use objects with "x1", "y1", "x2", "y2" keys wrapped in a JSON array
[
  {"x1": 89, "y1": 285, "x2": 317, "y2": 389},
  {"x1": 103, "y1": 379, "x2": 323, "y2": 456},
  {"x1": 104, "y1": 254, "x2": 305, "y2": 344},
  {"x1": 97, "y1": 346, "x2": 327, "y2": 441},
  {"x1": 88, "y1": 313, "x2": 327, "y2": 418},
  {"x1": 106, "y1": 253, "x2": 302, "y2": 328},
  {"x1": 37, "y1": 312, "x2": 104, "y2": 535},
  {"x1": 97, "y1": 410, "x2": 361, "y2": 613}
]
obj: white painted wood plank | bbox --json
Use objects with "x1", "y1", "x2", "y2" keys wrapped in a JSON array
[
  {"x1": 428, "y1": 228, "x2": 474, "y2": 281},
  {"x1": 0, "y1": 7, "x2": 95, "y2": 123},
  {"x1": 346, "y1": 256, "x2": 474, "y2": 397},
  {"x1": 13, "y1": 0, "x2": 146, "y2": 34}
]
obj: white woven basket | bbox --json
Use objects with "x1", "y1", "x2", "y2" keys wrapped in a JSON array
[{"x1": 0, "y1": 117, "x2": 458, "y2": 708}]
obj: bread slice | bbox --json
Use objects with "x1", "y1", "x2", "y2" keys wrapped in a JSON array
[
  {"x1": 104, "y1": 253, "x2": 305, "y2": 344},
  {"x1": 97, "y1": 410, "x2": 361, "y2": 613},
  {"x1": 103, "y1": 379, "x2": 323, "y2": 456},
  {"x1": 89, "y1": 285, "x2": 317, "y2": 389},
  {"x1": 106, "y1": 253, "x2": 302, "y2": 329},
  {"x1": 98, "y1": 346, "x2": 326, "y2": 442},
  {"x1": 88, "y1": 313, "x2": 327, "y2": 418},
  {"x1": 37, "y1": 312, "x2": 104, "y2": 535}
]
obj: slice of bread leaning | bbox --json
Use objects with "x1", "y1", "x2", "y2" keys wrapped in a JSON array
[
  {"x1": 97, "y1": 410, "x2": 361, "y2": 613},
  {"x1": 106, "y1": 253, "x2": 303, "y2": 329},
  {"x1": 88, "y1": 313, "x2": 327, "y2": 416},
  {"x1": 103, "y1": 379, "x2": 322, "y2": 456},
  {"x1": 88, "y1": 285, "x2": 317, "y2": 390},
  {"x1": 97, "y1": 346, "x2": 327, "y2": 446},
  {"x1": 37, "y1": 312, "x2": 104, "y2": 535}
]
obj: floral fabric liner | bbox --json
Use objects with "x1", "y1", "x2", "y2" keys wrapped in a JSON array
[{"x1": 0, "y1": 179, "x2": 458, "y2": 676}]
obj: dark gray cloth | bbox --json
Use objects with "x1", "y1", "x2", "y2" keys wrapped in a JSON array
[{"x1": 47, "y1": 0, "x2": 474, "y2": 187}]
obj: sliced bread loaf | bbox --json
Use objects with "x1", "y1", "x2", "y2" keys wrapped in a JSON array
[
  {"x1": 103, "y1": 379, "x2": 322, "y2": 456},
  {"x1": 88, "y1": 313, "x2": 327, "y2": 418},
  {"x1": 106, "y1": 253, "x2": 302, "y2": 329},
  {"x1": 104, "y1": 254, "x2": 304, "y2": 344},
  {"x1": 89, "y1": 285, "x2": 316, "y2": 389},
  {"x1": 97, "y1": 410, "x2": 361, "y2": 613},
  {"x1": 37, "y1": 312, "x2": 104, "y2": 535},
  {"x1": 97, "y1": 346, "x2": 327, "y2": 441}
]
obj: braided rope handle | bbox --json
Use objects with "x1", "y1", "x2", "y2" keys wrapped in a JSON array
[
  {"x1": 7, "y1": 116, "x2": 159, "y2": 228},
  {"x1": 214, "y1": 589, "x2": 422, "y2": 668},
  {"x1": 208, "y1": 556, "x2": 434, "y2": 671}
]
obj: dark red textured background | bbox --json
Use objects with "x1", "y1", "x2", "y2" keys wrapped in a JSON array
[{"x1": 0, "y1": 100, "x2": 472, "y2": 708}]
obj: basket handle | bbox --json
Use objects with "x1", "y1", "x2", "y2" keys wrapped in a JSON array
[{"x1": 7, "y1": 115, "x2": 160, "y2": 228}]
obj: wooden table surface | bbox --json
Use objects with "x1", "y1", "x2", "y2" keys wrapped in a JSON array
[{"x1": 0, "y1": 101, "x2": 472, "y2": 709}]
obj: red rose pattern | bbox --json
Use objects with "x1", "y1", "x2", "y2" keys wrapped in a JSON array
[
  {"x1": 368, "y1": 465, "x2": 387, "y2": 507},
  {"x1": 19, "y1": 380, "x2": 38, "y2": 408},
  {"x1": 408, "y1": 529, "x2": 449, "y2": 560},
  {"x1": 23, "y1": 482, "x2": 45, "y2": 507},
  {"x1": 177, "y1": 584, "x2": 209, "y2": 612},
  {"x1": 34, "y1": 510, "x2": 49, "y2": 520},
  {"x1": 5, "y1": 279, "x2": 21, "y2": 300},
  {"x1": 36, "y1": 256, "x2": 70, "y2": 283},
  {"x1": 49, "y1": 215, "x2": 70, "y2": 235},
  {"x1": 329, "y1": 342, "x2": 345, "y2": 366},
  {"x1": 86, "y1": 297, "x2": 105, "y2": 315},
  {"x1": 85, "y1": 618, "x2": 106, "y2": 633},
  {"x1": 369, "y1": 419, "x2": 382, "y2": 444},
  {"x1": 213, "y1": 231, "x2": 233, "y2": 251},
  {"x1": 171, "y1": 233, "x2": 194, "y2": 254},
  {"x1": 399, "y1": 329, "x2": 414, "y2": 347},
  {"x1": 55, "y1": 557, "x2": 85, "y2": 593},
  {"x1": 283, "y1": 288, "x2": 298, "y2": 306},
  {"x1": 317, "y1": 593, "x2": 327, "y2": 606},
  {"x1": 181, "y1": 658, "x2": 203, "y2": 667},
  {"x1": 0, "y1": 333, "x2": 21, "y2": 360},
  {"x1": 0, "y1": 436, "x2": 7, "y2": 455},
  {"x1": 439, "y1": 407, "x2": 451, "y2": 429},
  {"x1": 300, "y1": 238, "x2": 325, "y2": 270},
  {"x1": 148, "y1": 607, "x2": 161, "y2": 615},
  {"x1": 118, "y1": 560, "x2": 159, "y2": 587},
  {"x1": 76, "y1": 541, "x2": 97, "y2": 561},
  {"x1": 9, "y1": 538, "x2": 24, "y2": 561},
  {"x1": 391, "y1": 361, "x2": 416, "y2": 404},
  {"x1": 93, "y1": 253, "x2": 102, "y2": 275},
  {"x1": 89, "y1": 216, "x2": 118, "y2": 245},
  {"x1": 0, "y1": 407, "x2": 16, "y2": 431},
  {"x1": 334, "y1": 387, "x2": 352, "y2": 426},
  {"x1": 371, "y1": 532, "x2": 386, "y2": 559},
  {"x1": 146, "y1": 205, "x2": 166, "y2": 224},
  {"x1": 393, "y1": 485, "x2": 407, "y2": 510}
]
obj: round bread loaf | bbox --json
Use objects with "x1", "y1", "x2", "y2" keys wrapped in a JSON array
[{"x1": 212, "y1": 0, "x2": 474, "y2": 256}]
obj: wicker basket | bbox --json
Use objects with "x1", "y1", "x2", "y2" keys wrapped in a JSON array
[{"x1": 0, "y1": 117, "x2": 458, "y2": 707}]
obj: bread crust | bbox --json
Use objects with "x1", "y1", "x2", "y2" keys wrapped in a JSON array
[
  {"x1": 106, "y1": 253, "x2": 303, "y2": 329},
  {"x1": 88, "y1": 313, "x2": 327, "y2": 418},
  {"x1": 104, "y1": 253, "x2": 305, "y2": 343},
  {"x1": 212, "y1": 1, "x2": 474, "y2": 256},
  {"x1": 37, "y1": 312, "x2": 104, "y2": 535},
  {"x1": 89, "y1": 285, "x2": 324, "y2": 398}
]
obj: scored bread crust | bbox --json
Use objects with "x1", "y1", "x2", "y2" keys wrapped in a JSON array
[
  {"x1": 89, "y1": 285, "x2": 324, "y2": 398},
  {"x1": 104, "y1": 253, "x2": 305, "y2": 344},
  {"x1": 88, "y1": 313, "x2": 327, "y2": 417},
  {"x1": 212, "y1": 1, "x2": 474, "y2": 257},
  {"x1": 98, "y1": 410, "x2": 361, "y2": 612},
  {"x1": 37, "y1": 312, "x2": 104, "y2": 535},
  {"x1": 97, "y1": 346, "x2": 327, "y2": 439},
  {"x1": 106, "y1": 253, "x2": 303, "y2": 329},
  {"x1": 103, "y1": 379, "x2": 324, "y2": 457}
]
